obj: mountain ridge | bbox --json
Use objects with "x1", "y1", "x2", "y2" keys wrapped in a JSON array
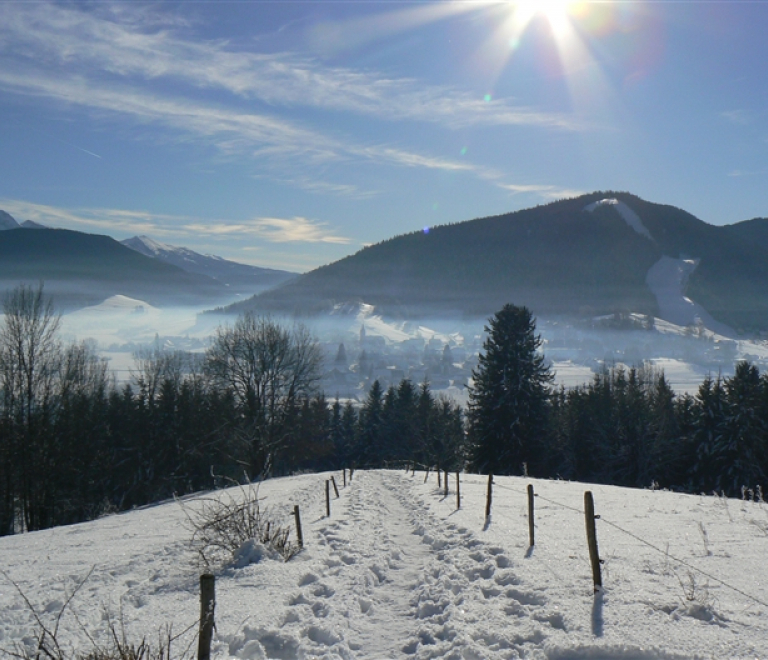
[
  {"x1": 0, "y1": 226, "x2": 226, "y2": 310},
  {"x1": 121, "y1": 235, "x2": 296, "y2": 293},
  {"x1": 222, "y1": 192, "x2": 768, "y2": 334}
]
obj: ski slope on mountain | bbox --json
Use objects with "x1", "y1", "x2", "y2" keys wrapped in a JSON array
[{"x1": 2, "y1": 470, "x2": 768, "y2": 659}]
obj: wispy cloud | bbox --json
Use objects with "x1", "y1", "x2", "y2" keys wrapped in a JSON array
[
  {"x1": 721, "y1": 109, "x2": 750, "y2": 125},
  {"x1": 253, "y1": 217, "x2": 349, "y2": 244},
  {"x1": 253, "y1": 174, "x2": 379, "y2": 199},
  {"x1": 0, "y1": 199, "x2": 168, "y2": 235},
  {"x1": 0, "y1": 1, "x2": 585, "y2": 205},
  {"x1": 0, "y1": 2, "x2": 580, "y2": 131},
  {"x1": 0, "y1": 67, "x2": 491, "y2": 180},
  {"x1": 496, "y1": 183, "x2": 584, "y2": 199},
  {"x1": 0, "y1": 198, "x2": 352, "y2": 246},
  {"x1": 727, "y1": 168, "x2": 767, "y2": 178}
]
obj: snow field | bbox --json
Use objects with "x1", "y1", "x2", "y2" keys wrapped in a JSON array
[{"x1": 1, "y1": 470, "x2": 768, "y2": 659}]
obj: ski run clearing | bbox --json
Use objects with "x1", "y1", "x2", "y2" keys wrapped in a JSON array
[{"x1": 2, "y1": 470, "x2": 768, "y2": 659}]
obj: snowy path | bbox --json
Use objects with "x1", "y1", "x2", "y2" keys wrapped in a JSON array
[{"x1": 223, "y1": 470, "x2": 563, "y2": 659}]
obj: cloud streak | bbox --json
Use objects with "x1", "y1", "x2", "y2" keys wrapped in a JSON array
[
  {"x1": 0, "y1": 2, "x2": 580, "y2": 131},
  {"x1": 0, "y1": 199, "x2": 352, "y2": 245}
]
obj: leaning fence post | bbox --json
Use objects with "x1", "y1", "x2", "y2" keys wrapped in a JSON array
[
  {"x1": 485, "y1": 473, "x2": 493, "y2": 521},
  {"x1": 325, "y1": 480, "x2": 331, "y2": 518},
  {"x1": 424, "y1": 467, "x2": 430, "y2": 484},
  {"x1": 456, "y1": 472, "x2": 461, "y2": 510},
  {"x1": 293, "y1": 505, "x2": 304, "y2": 549},
  {"x1": 527, "y1": 484, "x2": 535, "y2": 547},
  {"x1": 584, "y1": 491, "x2": 602, "y2": 592},
  {"x1": 198, "y1": 574, "x2": 215, "y2": 660},
  {"x1": 331, "y1": 476, "x2": 340, "y2": 498}
]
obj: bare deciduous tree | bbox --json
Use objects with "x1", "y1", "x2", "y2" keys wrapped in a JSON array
[
  {"x1": 205, "y1": 314, "x2": 321, "y2": 476},
  {"x1": 0, "y1": 283, "x2": 62, "y2": 530}
]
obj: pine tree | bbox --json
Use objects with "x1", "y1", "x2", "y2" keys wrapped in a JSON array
[{"x1": 468, "y1": 304, "x2": 552, "y2": 475}]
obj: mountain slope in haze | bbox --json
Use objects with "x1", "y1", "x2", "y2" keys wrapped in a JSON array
[
  {"x1": 225, "y1": 192, "x2": 768, "y2": 334},
  {"x1": 0, "y1": 227, "x2": 226, "y2": 310},
  {"x1": 0, "y1": 210, "x2": 19, "y2": 230},
  {"x1": 121, "y1": 235, "x2": 296, "y2": 293}
]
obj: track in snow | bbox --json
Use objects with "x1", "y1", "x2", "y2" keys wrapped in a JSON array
[{"x1": 226, "y1": 470, "x2": 564, "y2": 659}]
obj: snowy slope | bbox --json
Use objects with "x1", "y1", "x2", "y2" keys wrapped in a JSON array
[{"x1": 2, "y1": 470, "x2": 768, "y2": 659}]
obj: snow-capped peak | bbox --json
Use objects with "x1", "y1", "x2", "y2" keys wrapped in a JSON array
[{"x1": 122, "y1": 235, "x2": 179, "y2": 257}]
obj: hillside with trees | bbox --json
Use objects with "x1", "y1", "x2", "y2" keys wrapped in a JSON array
[{"x1": 226, "y1": 192, "x2": 768, "y2": 333}]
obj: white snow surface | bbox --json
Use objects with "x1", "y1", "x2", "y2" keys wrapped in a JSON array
[
  {"x1": 2, "y1": 470, "x2": 768, "y2": 659},
  {"x1": 585, "y1": 199, "x2": 654, "y2": 241},
  {"x1": 645, "y1": 258, "x2": 734, "y2": 337}
]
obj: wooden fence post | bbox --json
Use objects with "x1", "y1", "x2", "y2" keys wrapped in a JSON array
[
  {"x1": 444, "y1": 469, "x2": 449, "y2": 498},
  {"x1": 331, "y1": 476, "x2": 340, "y2": 498},
  {"x1": 325, "y1": 480, "x2": 331, "y2": 518},
  {"x1": 456, "y1": 472, "x2": 461, "y2": 510},
  {"x1": 437, "y1": 468, "x2": 442, "y2": 489},
  {"x1": 198, "y1": 574, "x2": 215, "y2": 660},
  {"x1": 584, "y1": 491, "x2": 602, "y2": 592},
  {"x1": 485, "y1": 473, "x2": 493, "y2": 520},
  {"x1": 293, "y1": 505, "x2": 304, "y2": 549},
  {"x1": 343, "y1": 469, "x2": 346, "y2": 487},
  {"x1": 527, "y1": 484, "x2": 535, "y2": 547},
  {"x1": 424, "y1": 467, "x2": 430, "y2": 484}
]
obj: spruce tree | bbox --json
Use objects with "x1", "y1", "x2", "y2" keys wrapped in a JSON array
[{"x1": 468, "y1": 304, "x2": 552, "y2": 475}]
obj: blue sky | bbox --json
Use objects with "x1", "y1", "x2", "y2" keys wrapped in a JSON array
[{"x1": 0, "y1": 1, "x2": 766, "y2": 272}]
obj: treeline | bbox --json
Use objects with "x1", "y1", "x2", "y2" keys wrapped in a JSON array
[
  {"x1": 544, "y1": 362, "x2": 768, "y2": 495},
  {"x1": 466, "y1": 304, "x2": 768, "y2": 498},
  {"x1": 0, "y1": 285, "x2": 464, "y2": 535},
  {"x1": 3, "y1": 287, "x2": 768, "y2": 536}
]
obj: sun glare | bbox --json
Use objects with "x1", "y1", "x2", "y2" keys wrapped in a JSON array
[{"x1": 516, "y1": 0, "x2": 575, "y2": 36}]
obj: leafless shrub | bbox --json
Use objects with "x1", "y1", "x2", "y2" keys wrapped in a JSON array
[
  {"x1": 180, "y1": 481, "x2": 300, "y2": 569},
  {"x1": 0, "y1": 570, "x2": 194, "y2": 660},
  {"x1": 697, "y1": 521, "x2": 712, "y2": 556}
]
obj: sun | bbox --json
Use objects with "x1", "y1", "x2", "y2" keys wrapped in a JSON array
[{"x1": 515, "y1": 0, "x2": 575, "y2": 36}]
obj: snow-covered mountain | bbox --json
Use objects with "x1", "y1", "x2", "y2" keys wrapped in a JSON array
[
  {"x1": 2, "y1": 470, "x2": 767, "y2": 658},
  {"x1": 122, "y1": 235, "x2": 296, "y2": 294}
]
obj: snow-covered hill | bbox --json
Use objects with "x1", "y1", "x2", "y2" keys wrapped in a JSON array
[{"x1": 2, "y1": 470, "x2": 767, "y2": 658}]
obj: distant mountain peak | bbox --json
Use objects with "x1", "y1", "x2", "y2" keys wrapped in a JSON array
[
  {"x1": 121, "y1": 234, "x2": 296, "y2": 293},
  {"x1": 0, "y1": 210, "x2": 20, "y2": 230},
  {"x1": 123, "y1": 235, "x2": 181, "y2": 256},
  {"x1": 21, "y1": 219, "x2": 47, "y2": 229}
]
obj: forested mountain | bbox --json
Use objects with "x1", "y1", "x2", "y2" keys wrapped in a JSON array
[
  {"x1": 0, "y1": 227, "x2": 225, "y2": 309},
  {"x1": 225, "y1": 192, "x2": 768, "y2": 333}
]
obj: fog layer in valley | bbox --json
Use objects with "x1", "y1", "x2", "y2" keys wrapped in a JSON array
[{"x1": 49, "y1": 295, "x2": 768, "y2": 399}]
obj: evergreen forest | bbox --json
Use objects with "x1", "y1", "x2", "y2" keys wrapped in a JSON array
[{"x1": 2, "y1": 287, "x2": 768, "y2": 536}]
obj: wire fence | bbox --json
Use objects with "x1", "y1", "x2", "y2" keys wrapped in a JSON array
[{"x1": 421, "y1": 470, "x2": 768, "y2": 611}]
